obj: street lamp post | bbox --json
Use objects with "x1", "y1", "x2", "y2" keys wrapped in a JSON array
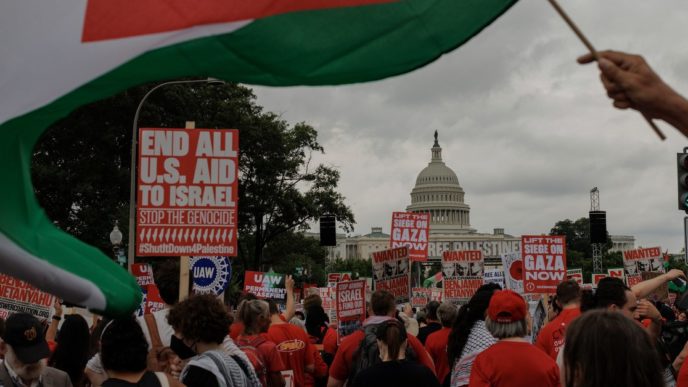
[
  {"x1": 127, "y1": 78, "x2": 225, "y2": 271},
  {"x1": 109, "y1": 222, "x2": 124, "y2": 267}
]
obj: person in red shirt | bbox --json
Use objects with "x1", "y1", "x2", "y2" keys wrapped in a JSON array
[
  {"x1": 266, "y1": 300, "x2": 315, "y2": 387},
  {"x1": 469, "y1": 290, "x2": 559, "y2": 387},
  {"x1": 424, "y1": 301, "x2": 457, "y2": 384},
  {"x1": 231, "y1": 276, "x2": 296, "y2": 340},
  {"x1": 536, "y1": 280, "x2": 581, "y2": 359},
  {"x1": 236, "y1": 299, "x2": 286, "y2": 387},
  {"x1": 327, "y1": 290, "x2": 435, "y2": 387}
]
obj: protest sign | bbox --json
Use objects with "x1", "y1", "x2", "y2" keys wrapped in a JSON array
[
  {"x1": 244, "y1": 271, "x2": 286, "y2": 301},
  {"x1": 132, "y1": 263, "x2": 155, "y2": 287},
  {"x1": 607, "y1": 268, "x2": 625, "y2": 282},
  {"x1": 431, "y1": 288, "x2": 443, "y2": 303},
  {"x1": 0, "y1": 274, "x2": 55, "y2": 321},
  {"x1": 136, "y1": 128, "x2": 239, "y2": 256},
  {"x1": 566, "y1": 268, "x2": 583, "y2": 285},
  {"x1": 372, "y1": 247, "x2": 411, "y2": 303},
  {"x1": 318, "y1": 286, "x2": 337, "y2": 323},
  {"x1": 483, "y1": 265, "x2": 505, "y2": 287},
  {"x1": 623, "y1": 247, "x2": 664, "y2": 287},
  {"x1": 522, "y1": 236, "x2": 566, "y2": 294},
  {"x1": 191, "y1": 256, "x2": 231, "y2": 295},
  {"x1": 411, "y1": 288, "x2": 431, "y2": 308},
  {"x1": 327, "y1": 272, "x2": 352, "y2": 283},
  {"x1": 527, "y1": 299, "x2": 547, "y2": 344},
  {"x1": 592, "y1": 274, "x2": 606, "y2": 287},
  {"x1": 443, "y1": 250, "x2": 483, "y2": 304},
  {"x1": 131, "y1": 264, "x2": 166, "y2": 316},
  {"x1": 390, "y1": 212, "x2": 430, "y2": 262},
  {"x1": 641, "y1": 272, "x2": 669, "y2": 301},
  {"x1": 336, "y1": 280, "x2": 366, "y2": 344},
  {"x1": 145, "y1": 284, "x2": 165, "y2": 314},
  {"x1": 501, "y1": 251, "x2": 524, "y2": 294}
]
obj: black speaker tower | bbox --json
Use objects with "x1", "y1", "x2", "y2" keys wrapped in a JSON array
[
  {"x1": 320, "y1": 215, "x2": 337, "y2": 246},
  {"x1": 589, "y1": 211, "x2": 607, "y2": 244}
]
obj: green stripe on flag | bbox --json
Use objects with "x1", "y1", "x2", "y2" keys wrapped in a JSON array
[{"x1": 0, "y1": 0, "x2": 517, "y2": 315}]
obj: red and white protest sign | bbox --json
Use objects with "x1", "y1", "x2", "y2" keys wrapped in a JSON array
[
  {"x1": 145, "y1": 284, "x2": 165, "y2": 314},
  {"x1": 136, "y1": 128, "x2": 238, "y2": 256},
  {"x1": 0, "y1": 274, "x2": 55, "y2": 322},
  {"x1": 132, "y1": 263, "x2": 155, "y2": 287},
  {"x1": 243, "y1": 271, "x2": 287, "y2": 301},
  {"x1": 336, "y1": 280, "x2": 366, "y2": 344},
  {"x1": 318, "y1": 286, "x2": 337, "y2": 323},
  {"x1": 372, "y1": 247, "x2": 410, "y2": 303},
  {"x1": 327, "y1": 272, "x2": 352, "y2": 283},
  {"x1": 522, "y1": 236, "x2": 567, "y2": 294},
  {"x1": 592, "y1": 274, "x2": 607, "y2": 287},
  {"x1": 411, "y1": 288, "x2": 431, "y2": 308},
  {"x1": 443, "y1": 250, "x2": 483, "y2": 304},
  {"x1": 623, "y1": 247, "x2": 664, "y2": 286},
  {"x1": 607, "y1": 268, "x2": 625, "y2": 282},
  {"x1": 390, "y1": 212, "x2": 430, "y2": 262},
  {"x1": 567, "y1": 268, "x2": 583, "y2": 285}
]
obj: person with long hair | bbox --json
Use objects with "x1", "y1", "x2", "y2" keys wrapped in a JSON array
[
  {"x1": 350, "y1": 319, "x2": 439, "y2": 387},
  {"x1": 235, "y1": 299, "x2": 286, "y2": 387},
  {"x1": 168, "y1": 294, "x2": 254, "y2": 387},
  {"x1": 447, "y1": 283, "x2": 500, "y2": 387},
  {"x1": 49, "y1": 314, "x2": 91, "y2": 387},
  {"x1": 563, "y1": 310, "x2": 664, "y2": 387}
]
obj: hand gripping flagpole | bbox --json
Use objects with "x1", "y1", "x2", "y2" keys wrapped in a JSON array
[{"x1": 547, "y1": 0, "x2": 666, "y2": 141}]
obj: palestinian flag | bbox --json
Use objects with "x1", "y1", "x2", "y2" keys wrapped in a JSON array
[
  {"x1": 423, "y1": 272, "x2": 443, "y2": 288},
  {"x1": 0, "y1": 0, "x2": 517, "y2": 315}
]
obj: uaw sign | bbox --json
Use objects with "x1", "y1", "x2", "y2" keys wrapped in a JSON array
[
  {"x1": 191, "y1": 256, "x2": 232, "y2": 296},
  {"x1": 136, "y1": 128, "x2": 238, "y2": 256}
]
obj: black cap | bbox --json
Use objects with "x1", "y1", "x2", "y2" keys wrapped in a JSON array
[{"x1": 2, "y1": 313, "x2": 50, "y2": 364}]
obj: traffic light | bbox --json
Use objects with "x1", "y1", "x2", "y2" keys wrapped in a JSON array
[{"x1": 677, "y1": 151, "x2": 688, "y2": 211}]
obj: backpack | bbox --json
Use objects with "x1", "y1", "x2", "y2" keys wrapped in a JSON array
[
  {"x1": 143, "y1": 314, "x2": 177, "y2": 373},
  {"x1": 236, "y1": 335, "x2": 269, "y2": 386},
  {"x1": 348, "y1": 323, "x2": 417, "y2": 380}
]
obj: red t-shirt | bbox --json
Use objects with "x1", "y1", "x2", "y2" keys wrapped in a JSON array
[
  {"x1": 236, "y1": 334, "x2": 286, "y2": 375},
  {"x1": 535, "y1": 307, "x2": 581, "y2": 359},
  {"x1": 266, "y1": 323, "x2": 315, "y2": 387},
  {"x1": 322, "y1": 327, "x2": 338, "y2": 354},
  {"x1": 329, "y1": 326, "x2": 435, "y2": 382},
  {"x1": 469, "y1": 341, "x2": 560, "y2": 387},
  {"x1": 230, "y1": 321, "x2": 244, "y2": 340},
  {"x1": 425, "y1": 327, "x2": 451, "y2": 383},
  {"x1": 678, "y1": 357, "x2": 688, "y2": 387}
]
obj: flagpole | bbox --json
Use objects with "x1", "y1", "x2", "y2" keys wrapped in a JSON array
[{"x1": 546, "y1": 0, "x2": 666, "y2": 141}]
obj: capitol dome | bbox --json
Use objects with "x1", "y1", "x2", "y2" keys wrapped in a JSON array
[{"x1": 406, "y1": 132, "x2": 475, "y2": 234}]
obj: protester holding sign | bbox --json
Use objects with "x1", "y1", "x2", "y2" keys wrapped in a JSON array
[
  {"x1": 327, "y1": 290, "x2": 435, "y2": 387},
  {"x1": 469, "y1": 290, "x2": 559, "y2": 387},
  {"x1": 417, "y1": 301, "x2": 441, "y2": 345},
  {"x1": 535, "y1": 280, "x2": 581, "y2": 360},
  {"x1": 350, "y1": 319, "x2": 440, "y2": 387},
  {"x1": 447, "y1": 284, "x2": 500, "y2": 387}
]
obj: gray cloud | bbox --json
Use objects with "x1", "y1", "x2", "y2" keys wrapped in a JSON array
[{"x1": 253, "y1": 0, "x2": 688, "y2": 252}]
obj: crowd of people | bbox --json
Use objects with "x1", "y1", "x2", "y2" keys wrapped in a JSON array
[{"x1": 1, "y1": 49, "x2": 688, "y2": 386}]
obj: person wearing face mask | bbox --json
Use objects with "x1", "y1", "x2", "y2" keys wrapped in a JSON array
[
  {"x1": 167, "y1": 294, "x2": 258, "y2": 387},
  {"x1": 350, "y1": 319, "x2": 440, "y2": 387}
]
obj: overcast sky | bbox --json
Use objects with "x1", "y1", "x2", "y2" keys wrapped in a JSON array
[{"x1": 252, "y1": 0, "x2": 688, "y2": 252}]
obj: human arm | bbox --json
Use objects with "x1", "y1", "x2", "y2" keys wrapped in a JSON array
[
  {"x1": 578, "y1": 50, "x2": 688, "y2": 137},
  {"x1": 283, "y1": 275, "x2": 295, "y2": 322},
  {"x1": 631, "y1": 269, "x2": 685, "y2": 299},
  {"x1": 45, "y1": 299, "x2": 63, "y2": 344},
  {"x1": 636, "y1": 299, "x2": 662, "y2": 340}
]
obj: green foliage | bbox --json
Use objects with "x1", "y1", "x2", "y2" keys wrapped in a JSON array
[
  {"x1": 326, "y1": 258, "x2": 372, "y2": 279},
  {"x1": 31, "y1": 80, "x2": 354, "y2": 273},
  {"x1": 262, "y1": 232, "x2": 329, "y2": 286}
]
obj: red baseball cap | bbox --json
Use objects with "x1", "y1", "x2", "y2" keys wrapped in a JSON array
[{"x1": 488, "y1": 290, "x2": 527, "y2": 323}]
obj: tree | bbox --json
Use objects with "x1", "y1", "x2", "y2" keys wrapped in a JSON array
[
  {"x1": 326, "y1": 258, "x2": 373, "y2": 279},
  {"x1": 32, "y1": 80, "x2": 354, "y2": 272},
  {"x1": 550, "y1": 217, "x2": 616, "y2": 282},
  {"x1": 262, "y1": 232, "x2": 330, "y2": 286}
]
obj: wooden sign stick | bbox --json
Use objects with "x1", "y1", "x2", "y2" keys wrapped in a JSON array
[{"x1": 547, "y1": 0, "x2": 666, "y2": 141}]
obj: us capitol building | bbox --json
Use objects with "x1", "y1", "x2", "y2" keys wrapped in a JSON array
[{"x1": 314, "y1": 132, "x2": 635, "y2": 262}]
